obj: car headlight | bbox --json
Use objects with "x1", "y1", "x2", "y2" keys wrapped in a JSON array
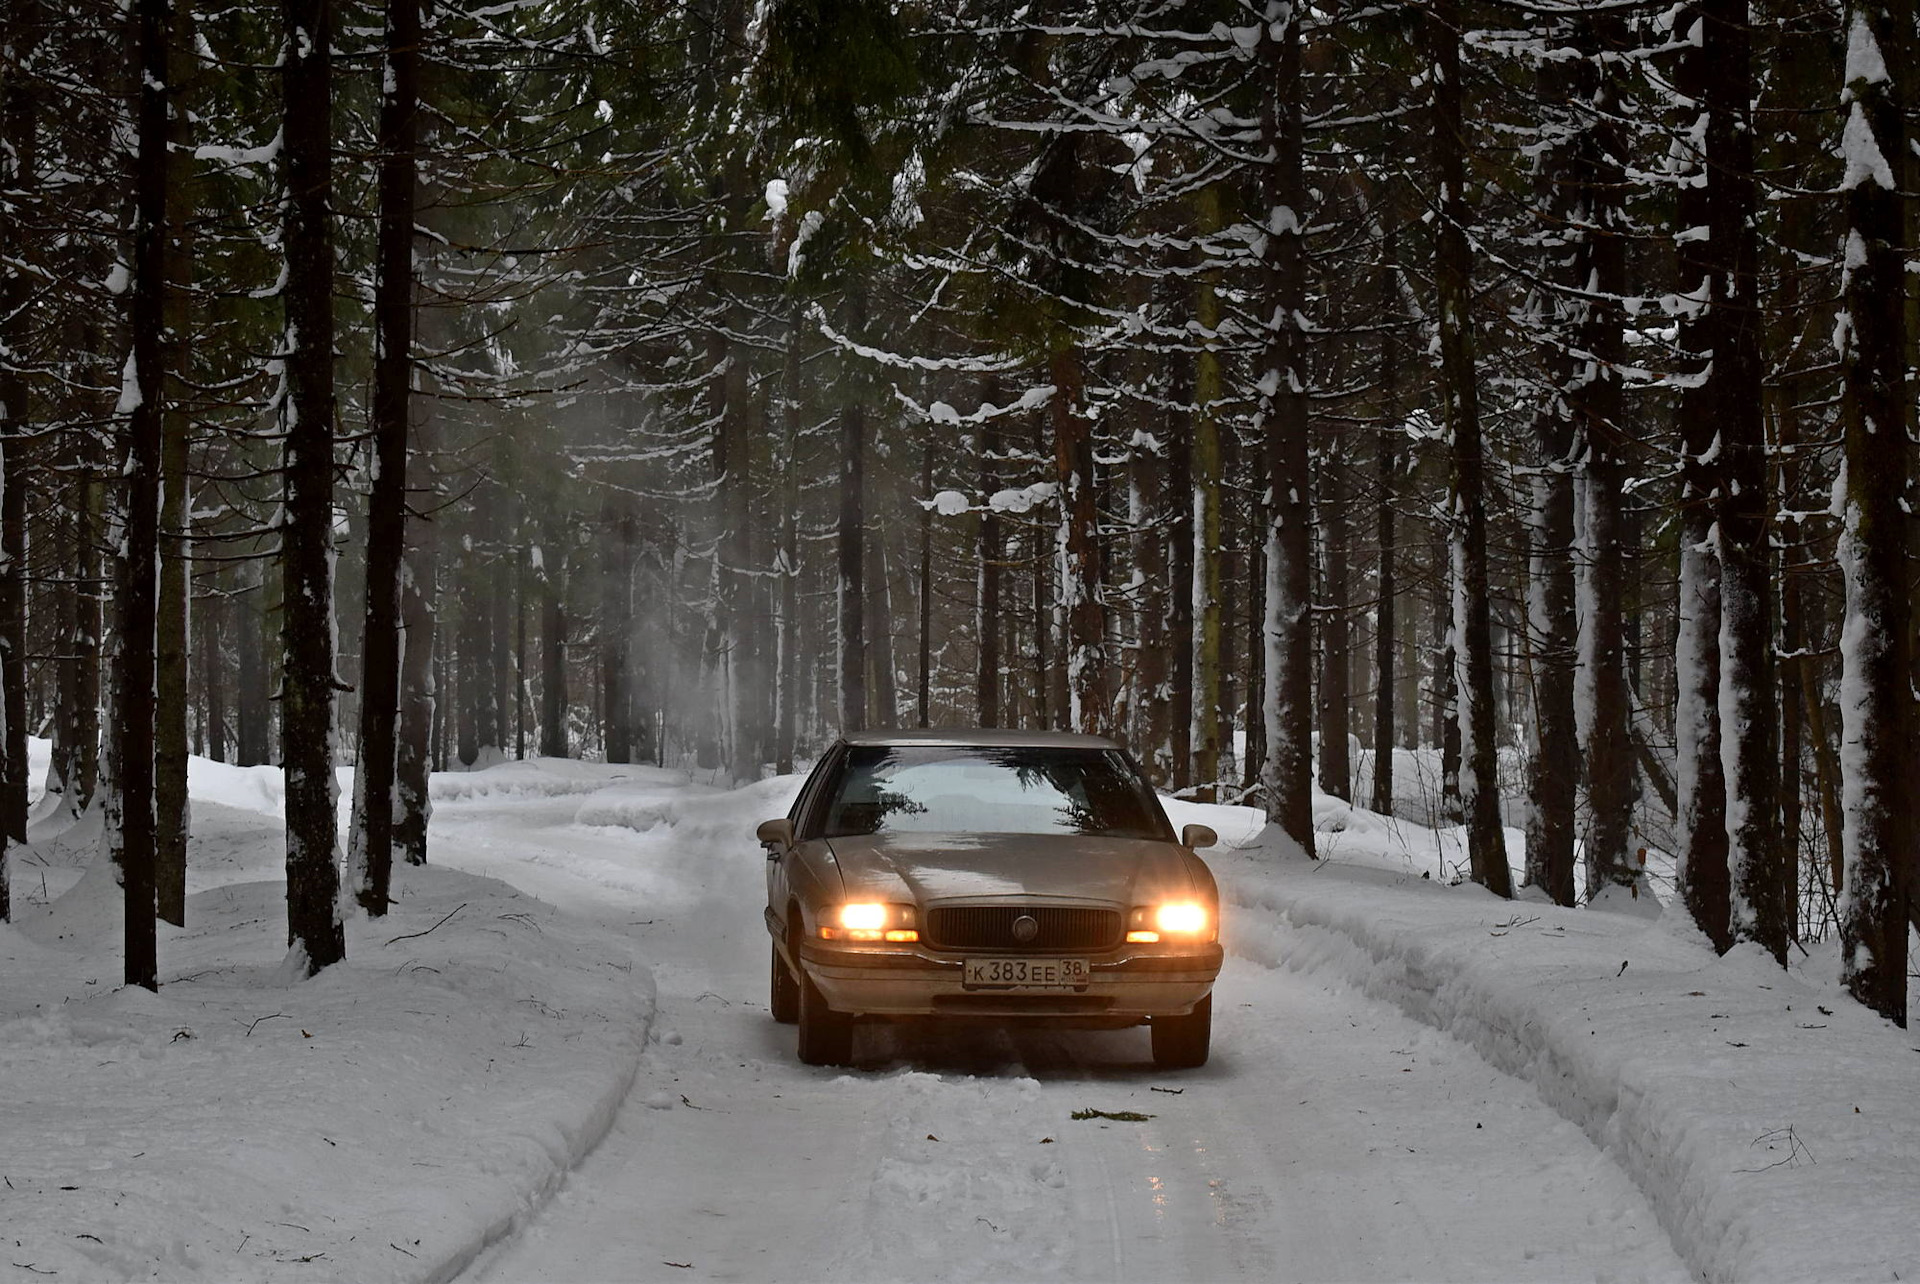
[
  {"x1": 819, "y1": 902, "x2": 919, "y2": 943},
  {"x1": 1127, "y1": 902, "x2": 1214, "y2": 943}
]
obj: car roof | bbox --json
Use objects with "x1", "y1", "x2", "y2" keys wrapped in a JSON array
[{"x1": 838, "y1": 727, "x2": 1124, "y2": 751}]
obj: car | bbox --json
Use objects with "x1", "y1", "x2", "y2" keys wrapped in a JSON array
[{"x1": 759, "y1": 728, "x2": 1223, "y2": 1069}]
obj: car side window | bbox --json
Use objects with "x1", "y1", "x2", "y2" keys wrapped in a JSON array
[{"x1": 790, "y1": 745, "x2": 846, "y2": 841}]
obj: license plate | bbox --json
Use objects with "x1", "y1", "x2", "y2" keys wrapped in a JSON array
[{"x1": 963, "y1": 957, "x2": 1090, "y2": 989}]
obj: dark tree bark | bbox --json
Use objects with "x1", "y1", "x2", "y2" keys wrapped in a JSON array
[
  {"x1": 116, "y1": 0, "x2": 171, "y2": 988},
  {"x1": 395, "y1": 414, "x2": 437, "y2": 867},
  {"x1": 202, "y1": 570, "x2": 226, "y2": 763},
  {"x1": 837, "y1": 293, "x2": 867, "y2": 733},
  {"x1": 1051, "y1": 345, "x2": 1106, "y2": 736},
  {"x1": 600, "y1": 492, "x2": 635, "y2": 762},
  {"x1": 976, "y1": 391, "x2": 1003, "y2": 729},
  {"x1": 1317, "y1": 444, "x2": 1351, "y2": 802},
  {"x1": 346, "y1": 0, "x2": 419, "y2": 917},
  {"x1": 151, "y1": 0, "x2": 199, "y2": 929},
  {"x1": 866, "y1": 518, "x2": 899, "y2": 730},
  {"x1": 1697, "y1": 0, "x2": 1783, "y2": 961},
  {"x1": 236, "y1": 560, "x2": 270, "y2": 766},
  {"x1": 775, "y1": 313, "x2": 803, "y2": 771},
  {"x1": 1836, "y1": 0, "x2": 1911, "y2": 1025},
  {"x1": 0, "y1": 0, "x2": 35, "y2": 858},
  {"x1": 1250, "y1": 13, "x2": 1312, "y2": 849},
  {"x1": 1527, "y1": 14, "x2": 1627, "y2": 908},
  {"x1": 1573, "y1": 11, "x2": 1636, "y2": 898},
  {"x1": 1673, "y1": 1, "x2": 1730, "y2": 945},
  {"x1": 1427, "y1": 0, "x2": 1507, "y2": 895},
  {"x1": 917, "y1": 435, "x2": 932, "y2": 728},
  {"x1": 1166, "y1": 369, "x2": 1193, "y2": 790},
  {"x1": 279, "y1": 0, "x2": 344, "y2": 974},
  {"x1": 540, "y1": 548, "x2": 568, "y2": 757},
  {"x1": 1032, "y1": 413, "x2": 1057, "y2": 730},
  {"x1": 1523, "y1": 404, "x2": 1577, "y2": 906},
  {"x1": 1190, "y1": 187, "x2": 1224, "y2": 800},
  {"x1": 1371, "y1": 243, "x2": 1401, "y2": 816}
]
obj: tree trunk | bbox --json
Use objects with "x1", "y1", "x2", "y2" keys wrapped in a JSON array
[
  {"x1": 1698, "y1": 0, "x2": 1783, "y2": 962},
  {"x1": 838, "y1": 295, "x2": 867, "y2": 733},
  {"x1": 236, "y1": 558, "x2": 270, "y2": 766},
  {"x1": 395, "y1": 410, "x2": 437, "y2": 867},
  {"x1": 977, "y1": 387, "x2": 1004, "y2": 729},
  {"x1": 1252, "y1": 10, "x2": 1313, "y2": 849},
  {"x1": 1673, "y1": 2, "x2": 1730, "y2": 944},
  {"x1": 202, "y1": 569, "x2": 226, "y2": 763},
  {"x1": 1371, "y1": 247, "x2": 1400, "y2": 814},
  {"x1": 1167, "y1": 368, "x2": 1193, "y2": 791},
  {"x1": 1191, "y1": 186, "x2": 1224, "y2": 803},
  {"x1": 0, "y1": 0, "x2": 36, "y2": 859},
  {"x1": 1836, "y1": 0, "x2": 1911, "y2": 1025},
  {"x1": 917, "y1": 436, "x2": 933, "y2": 727},
  {"x1": 1524, "y1": 405, "x2": 1577, "y2": 906},
  {"x1": 1428, "y1": 0, "x2": 1508, "y2": 896},
  {"x1": 600, "y1": 493, "x2": 635, "y2": 762},
  {"x1": 775, "y1": 315, "x2": 803, "y2": 771},
  {"x1": 540, "y1": 549, "x2": 567, "y2": 757},
  {"x1": 116, "y1": 0, "x2": 172, "y2": 988},
  {"x1": 280, "y1": 0, "x2": 344, "y2": 974},
  {"x1": 345, "y1": 0, "x2": 419, "y2": 917},
  {"x1": 1317, "y1": 445, "x2": 1351, "y2": 802},
  {"x1": 1051, "y1": 344, "x2": 1105, "y2": 736}
]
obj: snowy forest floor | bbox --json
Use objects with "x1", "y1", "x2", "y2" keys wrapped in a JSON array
[{"x1": 2, "y1": 739, "x2": 1916, "y2": 1284}]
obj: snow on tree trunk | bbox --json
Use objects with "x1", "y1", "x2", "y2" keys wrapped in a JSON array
[
  {"x1": 109, "y1": 0, "x2": 172, "y2": 989},
  {"x1": 977, "y1": 381, "x2": 1004, "y2": 730},
  {"x1": 395, "y1": 426, "x2": 437, "y2": 868},
  {"x1": 1698, "y1": 0, "x2": 1785, "y2": 963},
  {"x1": 1835, "y1": 0, "x2": 1911, "y2": 1026},
  {"x1": 1317, "y1": 435, "x2": 1351, "y2": 804},
  {"x1": 1190, "y1": 186, "x2": 1224, "y2": 799},
  {"x1": 1427, "y1": 0, "x2": 1508, "y2": 897},
  {"x1": 837, "y1": 302, "x2": 868, "y2": 734},
  {"x1": 345, "y1": 0, "x2": 420, "y2": 918},
  {"x1": 1051, "y1": 344, "x2": 1105, "y2": 737},
  {"x1": 279, "y1": 0, "x2": 345, "y2": 975},
  {"x1": 1254, "y1": 8, "x2": 1313, "y2": 853},
  {"x1": 1672, "y1": 2, "x2": 1731, "y2": 946},
  {"x1": 0, "y1": 0, "x2": 35, "y2": 863},
  {"x1": 1525, "y1": 396, "x2": 1578, "y2": 906}
]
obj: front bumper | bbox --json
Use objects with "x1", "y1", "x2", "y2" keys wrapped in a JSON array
[{"x1": 776, "y1": 911, "x2": 1222, "y2": 1020}]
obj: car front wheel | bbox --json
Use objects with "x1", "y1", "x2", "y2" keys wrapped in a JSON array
[
  {"x1": 770, "y1": 939, "x2": 800, "y2": 1024},
  {"x1": 1150, "y1": 993, "x2": 1211, "y2": 1069},
  {"x1": 796, "y1": 968, "x2": 854, "y2": 1066}
]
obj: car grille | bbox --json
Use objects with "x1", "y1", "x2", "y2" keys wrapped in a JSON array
[{"x1": 926, "y1": 905, "x2": 1121, "y2": 952}]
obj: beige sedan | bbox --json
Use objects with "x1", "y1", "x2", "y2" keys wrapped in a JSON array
[{"x1": 759, "y1": 730, "x2": 1222, "y2": 1069}]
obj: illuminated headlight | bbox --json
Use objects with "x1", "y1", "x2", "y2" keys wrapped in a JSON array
[
  {"x1": 1127, "y1": 902, "x2": 1214, "y2": 943},
  {"x1": 820, "y1": 902, "x2": 918, "y2": 942}
]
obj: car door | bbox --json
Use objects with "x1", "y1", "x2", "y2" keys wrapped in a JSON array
[{"x1": 768, "y1": 745, "x2": 843, "y2": 940}]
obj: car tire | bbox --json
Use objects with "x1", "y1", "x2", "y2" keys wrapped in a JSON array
[
  {"x1": 796, "y1": 968, "x2": 854, "y2": 1067},
  {"x1": 1150, "y1": 993, "x2": 1211, "y2": 1069},
  {"x1": 770, "y1": 939, "x2": 800, "y2": 1025}
]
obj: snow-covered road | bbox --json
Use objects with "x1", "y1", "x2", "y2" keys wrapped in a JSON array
[{"x1": 443, "y1": 774, "x2": 1691, "y2": 1284}]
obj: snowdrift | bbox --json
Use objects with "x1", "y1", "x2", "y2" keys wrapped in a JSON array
[{"x1": 1197, "y1": 815, "x2": 1919, "y2": 1284}]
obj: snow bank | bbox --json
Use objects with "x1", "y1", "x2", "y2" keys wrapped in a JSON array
[
  {"x1": 1191, "y1": 814, "x2": 1920, "y2": 1284},
  {"x1": 429, "y1": 757, "x2": 681, "y2": 804},
  {"x1": 2, "y1": 820, "x2": 652, "y2": 1282},
  {"x1": 573, "y1": 773, "x2": 801, "y2": 842}
]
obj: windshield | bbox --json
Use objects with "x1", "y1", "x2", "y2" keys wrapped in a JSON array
[{"x1": 819, "y1": 745, "x2": 1170, "y2": 841}]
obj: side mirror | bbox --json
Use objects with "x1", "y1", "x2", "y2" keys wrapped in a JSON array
[
  {"x1": 1180, "y1": 823, "x2": 1218, "y2": 850},
  {"x1": 757, "y1": 818, "x2": 795, "y2": 856}
]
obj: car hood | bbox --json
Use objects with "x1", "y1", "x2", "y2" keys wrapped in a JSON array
[{"x1": 823, "y1": 832, "x2": 1196, "y2": 907}]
